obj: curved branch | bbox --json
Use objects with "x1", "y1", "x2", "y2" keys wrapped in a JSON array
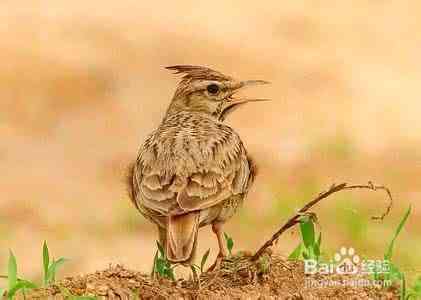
[{"x1": 251, "y1": 182, "x2": 393, "y2": 261}]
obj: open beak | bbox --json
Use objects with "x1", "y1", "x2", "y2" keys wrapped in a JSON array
[{"x1": 219, "y1": 80, "x2": 270, "y2": 121}]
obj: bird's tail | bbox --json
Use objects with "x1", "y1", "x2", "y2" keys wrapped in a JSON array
[{"x1": 166, "y1": 212, "x2": 199, "y2": 263}]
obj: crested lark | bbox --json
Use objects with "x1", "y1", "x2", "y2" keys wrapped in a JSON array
[{"x1": 128, "y1": 65, "x2": 268, "y2": 266}]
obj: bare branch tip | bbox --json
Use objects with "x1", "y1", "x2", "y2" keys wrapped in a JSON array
[{"x1": 252, "y1": 181, "x2": 394, "y2": 261}]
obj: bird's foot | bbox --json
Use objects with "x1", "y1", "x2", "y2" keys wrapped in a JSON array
[{"x1": 207, "y1": 253, "x2": 225, "y2": 272}]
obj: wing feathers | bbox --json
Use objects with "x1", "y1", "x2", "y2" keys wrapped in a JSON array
[
  {"x1": 142, "y1": 175, "x2": 161, "y2": 190},
  {"x1": 132, "y1": 120, "x2": 253, "y2": 216},
  {"x1": 176, "y1": 186, "x2": 232, "y2": 211}
]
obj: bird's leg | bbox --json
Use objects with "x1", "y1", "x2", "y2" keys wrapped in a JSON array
[{"x1": 208, "y1": 222, "x2": 228, "y2": 271}]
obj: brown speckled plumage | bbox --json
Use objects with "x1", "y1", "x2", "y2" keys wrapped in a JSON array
[{"x1": 128, "y1": 65, "x2": 268, "y2": 265}]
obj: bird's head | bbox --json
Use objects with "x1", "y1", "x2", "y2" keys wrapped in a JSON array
[{"x1": 165, "y1": 65, "x2": 269, "y2": 121}]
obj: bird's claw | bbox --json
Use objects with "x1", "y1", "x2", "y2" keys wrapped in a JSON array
[{"x1": 207, "y1": 253, "x2": 225, "y2": 272}]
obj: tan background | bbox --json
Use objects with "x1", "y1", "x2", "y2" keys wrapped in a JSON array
[{"x1": 1, "y1": 0, "x2": 420, "y2": 283}]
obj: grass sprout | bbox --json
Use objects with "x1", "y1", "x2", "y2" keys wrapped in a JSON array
[
  {"x1": 152, "y1": 241, "x2": 175, "y2": 280},
  {"x1": 43, "y1": 241, "x2": 68, "y2": 286},
  {"x1": 224, "y1": 232, "x2": 234, "y2": 256},
  {"x1": 288, "y1": 215, "x2": 322, "y2": 261},
  {"x1": 200, "y1": 249, "x2": 210, "y2": 273},
  {"x1": 1, "y1": 250, "x2": 38, "y2": 299}
]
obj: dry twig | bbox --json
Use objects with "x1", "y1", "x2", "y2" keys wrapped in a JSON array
[{"x1": 252, "y1": 182, "x2": 393, "y2": 261}]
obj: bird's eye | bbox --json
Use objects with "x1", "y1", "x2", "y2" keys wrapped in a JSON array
[{"x1": 206, "y1": 84, "x2": 219, "y2": 95}]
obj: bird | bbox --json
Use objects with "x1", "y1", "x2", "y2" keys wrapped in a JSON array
[{"x1": 127, "y1": 65, "x2": 268, "y2": 268}]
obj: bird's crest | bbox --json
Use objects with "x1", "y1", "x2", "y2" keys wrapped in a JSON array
[{"x1": 165, "y1": 65, "x2": 233, "y2": 83}]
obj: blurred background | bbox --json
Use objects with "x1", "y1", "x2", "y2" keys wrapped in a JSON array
[{"x1": 1, "y1": 0, "x2": 420, "y2": 283}]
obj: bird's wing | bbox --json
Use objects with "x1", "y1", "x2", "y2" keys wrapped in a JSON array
[
  {"x1": 133, "y1": 161, "x2": 178, "y2": 215},
  {"x1": 176, "y1": 152, "x2": 251, "y2": 212},
  {"x1": 133, "y1": 127, "x2": 252, "y2": 215}
]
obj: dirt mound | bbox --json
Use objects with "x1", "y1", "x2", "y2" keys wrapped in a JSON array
[{"x1": 25, "y1": 252, "x2": 398, "y2": 299}]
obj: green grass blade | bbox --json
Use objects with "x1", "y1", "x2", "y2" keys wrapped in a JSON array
[
  {"x1": 299, "y1": 217, "x2": 315, "y2": 249},
  {"x1": 42, "y1": 241, "x2": 50, "y2": 285},
  {"x1": 385, "y1": 206, "x2": 411, "y2": 261},
  {"x1": 166, "y1": 268, "x2": 175, "y2": 281},
  {"x1": 7, "y1": 281, "x2": 24, "y2": 299},
  {"x1": 6, "y1": 279, "x2": 36, "y2": 299},
  {"x1": 155, "y1": 258, "x2": 166, "y2": 276},
  {"x1": 156, "y1": 241, "x2": 165, "y2": 257},
  {"x1": 57, "y1": 286, "x2": 72, "y2": 297},
  {"x1": 224, "y1": 233, "x2": 234, "y2": 256},
  {"x1": 8, "y1": 250, "x2": 17, "y2": 290},
  {"x1": 46, "y1": 258, "x2": 68, "y2": 284},
  {"x1": 401, "y1": 272, "x2": 406, "y2": 300},
  {"x1": 411, "y1": 276, "x2": 421, "y2": 294},
  {"x1": 190, "y1": 265, "x2": 199, "y2": 283},
  {"x1": 200, "y1": 249, "x2": 210, "y2": 272},
  {"x1": 153, "y1": 254, "x2": 175, "y2": 281},
  {"x1": 288, "y1": 243, "x2": 303, "y2": 260},
  {"x1": 0, "y1": 288, "x2": 4, "y2": 297},
  {"x1": 314, "y1": 233, "x2": 322, "y2": 259},
  {"x1": 17, "y1": 279, "x2": 38, "y2": 289},
  {"x1": 388, "y1": 263, "x2": 403, "y2": 282},
  {"x1": 151, "y1": 250, "x2": 158, "y2": 276}
]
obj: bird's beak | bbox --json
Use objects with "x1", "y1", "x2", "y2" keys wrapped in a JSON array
[
  {"x1": 239, "y1": 80, "x2": 271, "y2": 88},
  {"x1": 219, "y1": 80, "x2": 270, "y2": 121}
]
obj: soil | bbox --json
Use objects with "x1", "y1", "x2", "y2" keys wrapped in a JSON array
[{"x1": 24, "y1": 251, "x2": 399, "y2": 300}]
